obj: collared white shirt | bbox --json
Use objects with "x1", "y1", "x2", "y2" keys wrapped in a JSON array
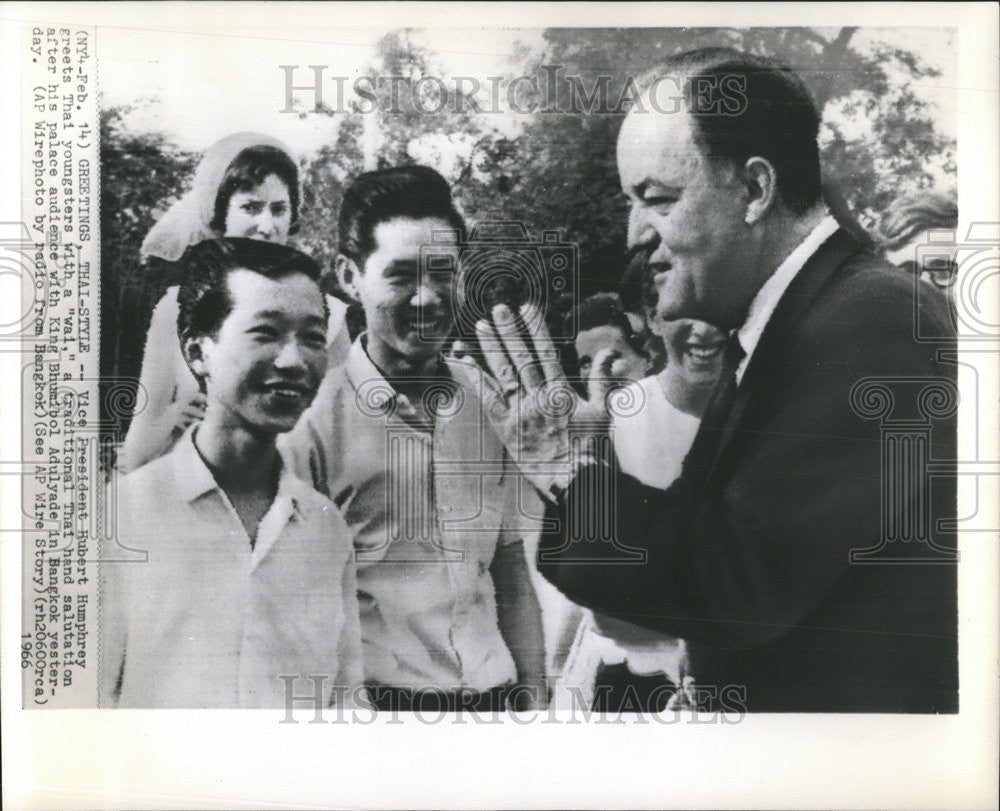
[
  {"x1": 281, "y1": 337, "x2": 541, "y2": 692},
  {"x1": 99, "y1": 428, "x2": 362, "y2": 709},
  {"x1": 736, "y1": 214, "x2": 840, "y2": 383}
]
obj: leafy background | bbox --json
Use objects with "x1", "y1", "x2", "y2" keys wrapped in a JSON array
[{"x1": 100, "y1": 26, "x2": 956, "y2": 439}]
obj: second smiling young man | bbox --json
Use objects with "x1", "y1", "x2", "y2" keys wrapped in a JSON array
[{"x1": 282, "y1": 166, "x2": 547, "y2": 713}]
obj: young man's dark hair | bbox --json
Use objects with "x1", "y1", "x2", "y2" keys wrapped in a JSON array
[
  {"x1": 177, "y1": 237, "x2": 324, "y2": 347},
  {"x1": 209, "y1": 145, "x2": 301, "y2": 236},
  {"x1": 337, "y1": 165, "x2": 467, "y2": 267},
  {"x1": 636, "y1": 47, "x2": 823, "y2": 215}
]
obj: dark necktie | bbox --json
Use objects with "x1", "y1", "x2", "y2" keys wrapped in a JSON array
[{"x1": 680, "y1": 332, "x2": 746, "y2": 492}]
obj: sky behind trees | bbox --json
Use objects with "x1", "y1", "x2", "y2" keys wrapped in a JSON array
[
  {"x1": 99, "y1": 23, "x2": 961, "y2": 436},
  {"x1": 101, "y1": 25, "x2": 956, "y2": 157}
]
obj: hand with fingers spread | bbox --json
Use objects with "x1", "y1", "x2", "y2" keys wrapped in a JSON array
[{"x1": 452, "y1": 301, "x2": 616, "y2": 498}]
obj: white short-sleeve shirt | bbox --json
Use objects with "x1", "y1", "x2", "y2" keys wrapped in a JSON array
[
  {"x1": 281, "y1": 337, "x2": 541, "y2": 692},
  {"x1": 99, "y1": 429, "x2": 362, "y2": 709}
]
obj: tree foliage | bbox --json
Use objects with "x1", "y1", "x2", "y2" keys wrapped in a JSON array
[
  {"x1": 100, "y1": 26, "x2": 956, "y2": 437},
  {"x1": 99, "y1": 106, "x2": 196, "y2": 414},
  {"x1": 457, "y1": 27, "x2": 955, "y2": 291}
]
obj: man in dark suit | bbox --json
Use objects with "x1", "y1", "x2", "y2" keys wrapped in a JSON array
[{"x1": 466, "y1": 48, "x2": 957, "y2": 712}]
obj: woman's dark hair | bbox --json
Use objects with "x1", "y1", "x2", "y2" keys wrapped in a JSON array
[
  {"x1": 209, "y1": 145, "x2": 300, "y2": 236},
  {"x1": 177, "y1": 237, "x2": 322, "y2": 348},
  {"x1": 570, "y1": 292, "x2": 649, "y2": 359},
  {"x1": 337, "y1": 165, "x2": 466, "y2": 267}
]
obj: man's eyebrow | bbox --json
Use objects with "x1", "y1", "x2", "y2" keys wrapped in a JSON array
[
  {"x1": 626, "y1": 180, "x2": 658, "y2": 197},
  {"x1": 249, "y1": 310, "x2": 327, "y2": 324},
  {"x1": 384, "y1": 259, "x2": 418, "y2": 273},
  {"x1": 636, "y1": 181, "x2": 681, "y2": 197}
]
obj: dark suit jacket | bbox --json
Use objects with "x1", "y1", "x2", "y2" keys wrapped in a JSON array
[{"x1": 538, "y1": 229, "x2": 958, "y2": 712}]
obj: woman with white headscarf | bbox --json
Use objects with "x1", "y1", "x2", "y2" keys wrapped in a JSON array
[{"x1": 117, "y1": 132, "x2": 349, "y2": 472}]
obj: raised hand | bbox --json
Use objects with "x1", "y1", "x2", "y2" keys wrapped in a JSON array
[{"x1": 452, "y1": 302, "x2": 614, "y2": 497}]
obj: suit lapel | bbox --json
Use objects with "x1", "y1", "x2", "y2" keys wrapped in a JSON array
[{"x1": 709, "y1": 228, "x2": 864, "y2": 472}]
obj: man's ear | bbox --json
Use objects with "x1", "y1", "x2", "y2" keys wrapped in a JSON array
[
  {"x1": 182, "y1": 335, "x2": 210, "y2": 384},
  {"x1": 741, "y1": 156, "x2": 779, "y2": 225},
  {"x1": 335, "y1": 254, "x2": 361, "y2": 301}
]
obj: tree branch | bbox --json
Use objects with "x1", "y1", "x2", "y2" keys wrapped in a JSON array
[{"x1": 812, "y1": 27, "x2": 860, "y2": 108}]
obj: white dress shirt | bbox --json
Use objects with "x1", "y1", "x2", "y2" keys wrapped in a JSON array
[
  {"x1": 736, "y1": 214, "x2": 840, "y2": 383},
  {"x1": 100, "y1": 428, "x2": 363, "y2": 708},
  {"x1": 613, "y1": 375, "x2": 702, "y2": 489}
]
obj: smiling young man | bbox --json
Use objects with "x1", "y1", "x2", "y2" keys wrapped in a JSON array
[
  {"x1": 99, "y1": 238, "x2": 362, "y2": 709},
  {"x1": 281, "y1": 166, "x2": 547, "y2": 713}
]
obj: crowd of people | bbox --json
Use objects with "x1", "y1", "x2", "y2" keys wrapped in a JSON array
[{"x1": 99, "y1": 47, "x2": 958, "y2": 713}]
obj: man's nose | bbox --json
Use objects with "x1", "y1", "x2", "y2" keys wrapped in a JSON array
[
  {"x1": 273, "y1": 337, "x2": 307, "y2": 370},
  {"x1": 627, "y1": 206, "x2": 657, "y2": 251},
  {"x1": 411, "y1": 282, "x2": 444, "y2": 310}
]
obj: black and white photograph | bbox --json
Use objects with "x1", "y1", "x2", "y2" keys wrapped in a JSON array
[{"x1": 2, "y1": 2, "x2": 998, "y2": 808}]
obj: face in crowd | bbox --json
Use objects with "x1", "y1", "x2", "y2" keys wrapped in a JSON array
[
  {"x1": 183, "y1": 243, "x2": 328, "y2": 437},
  {"x1": 618, "y1": 53, "x2": 824, "y2": 332},
  {"x1": 655, "y1": 317, "x2": 728, "y2": 389},
  {"x1": 223, "y1": 173, "x2": 293, "y2": 244},
  {"x1": 203, "y1": 173, "x2": 307, "y2": 435},
  {"x1": 575, "y1": 323, "x2": 650, "y2": 383},
  {"x1": 345, "y1": 216, "x2": 458, "y2": 364},
  {"x1": 210, "y1": 143, "x2": 300, "y2": 246},
  {"x1": 877, "y1": 189, "x2": 958, "y2": 291},
  {"x1": 883, "y1": 228, "x2": 957, "y2": 290}
]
